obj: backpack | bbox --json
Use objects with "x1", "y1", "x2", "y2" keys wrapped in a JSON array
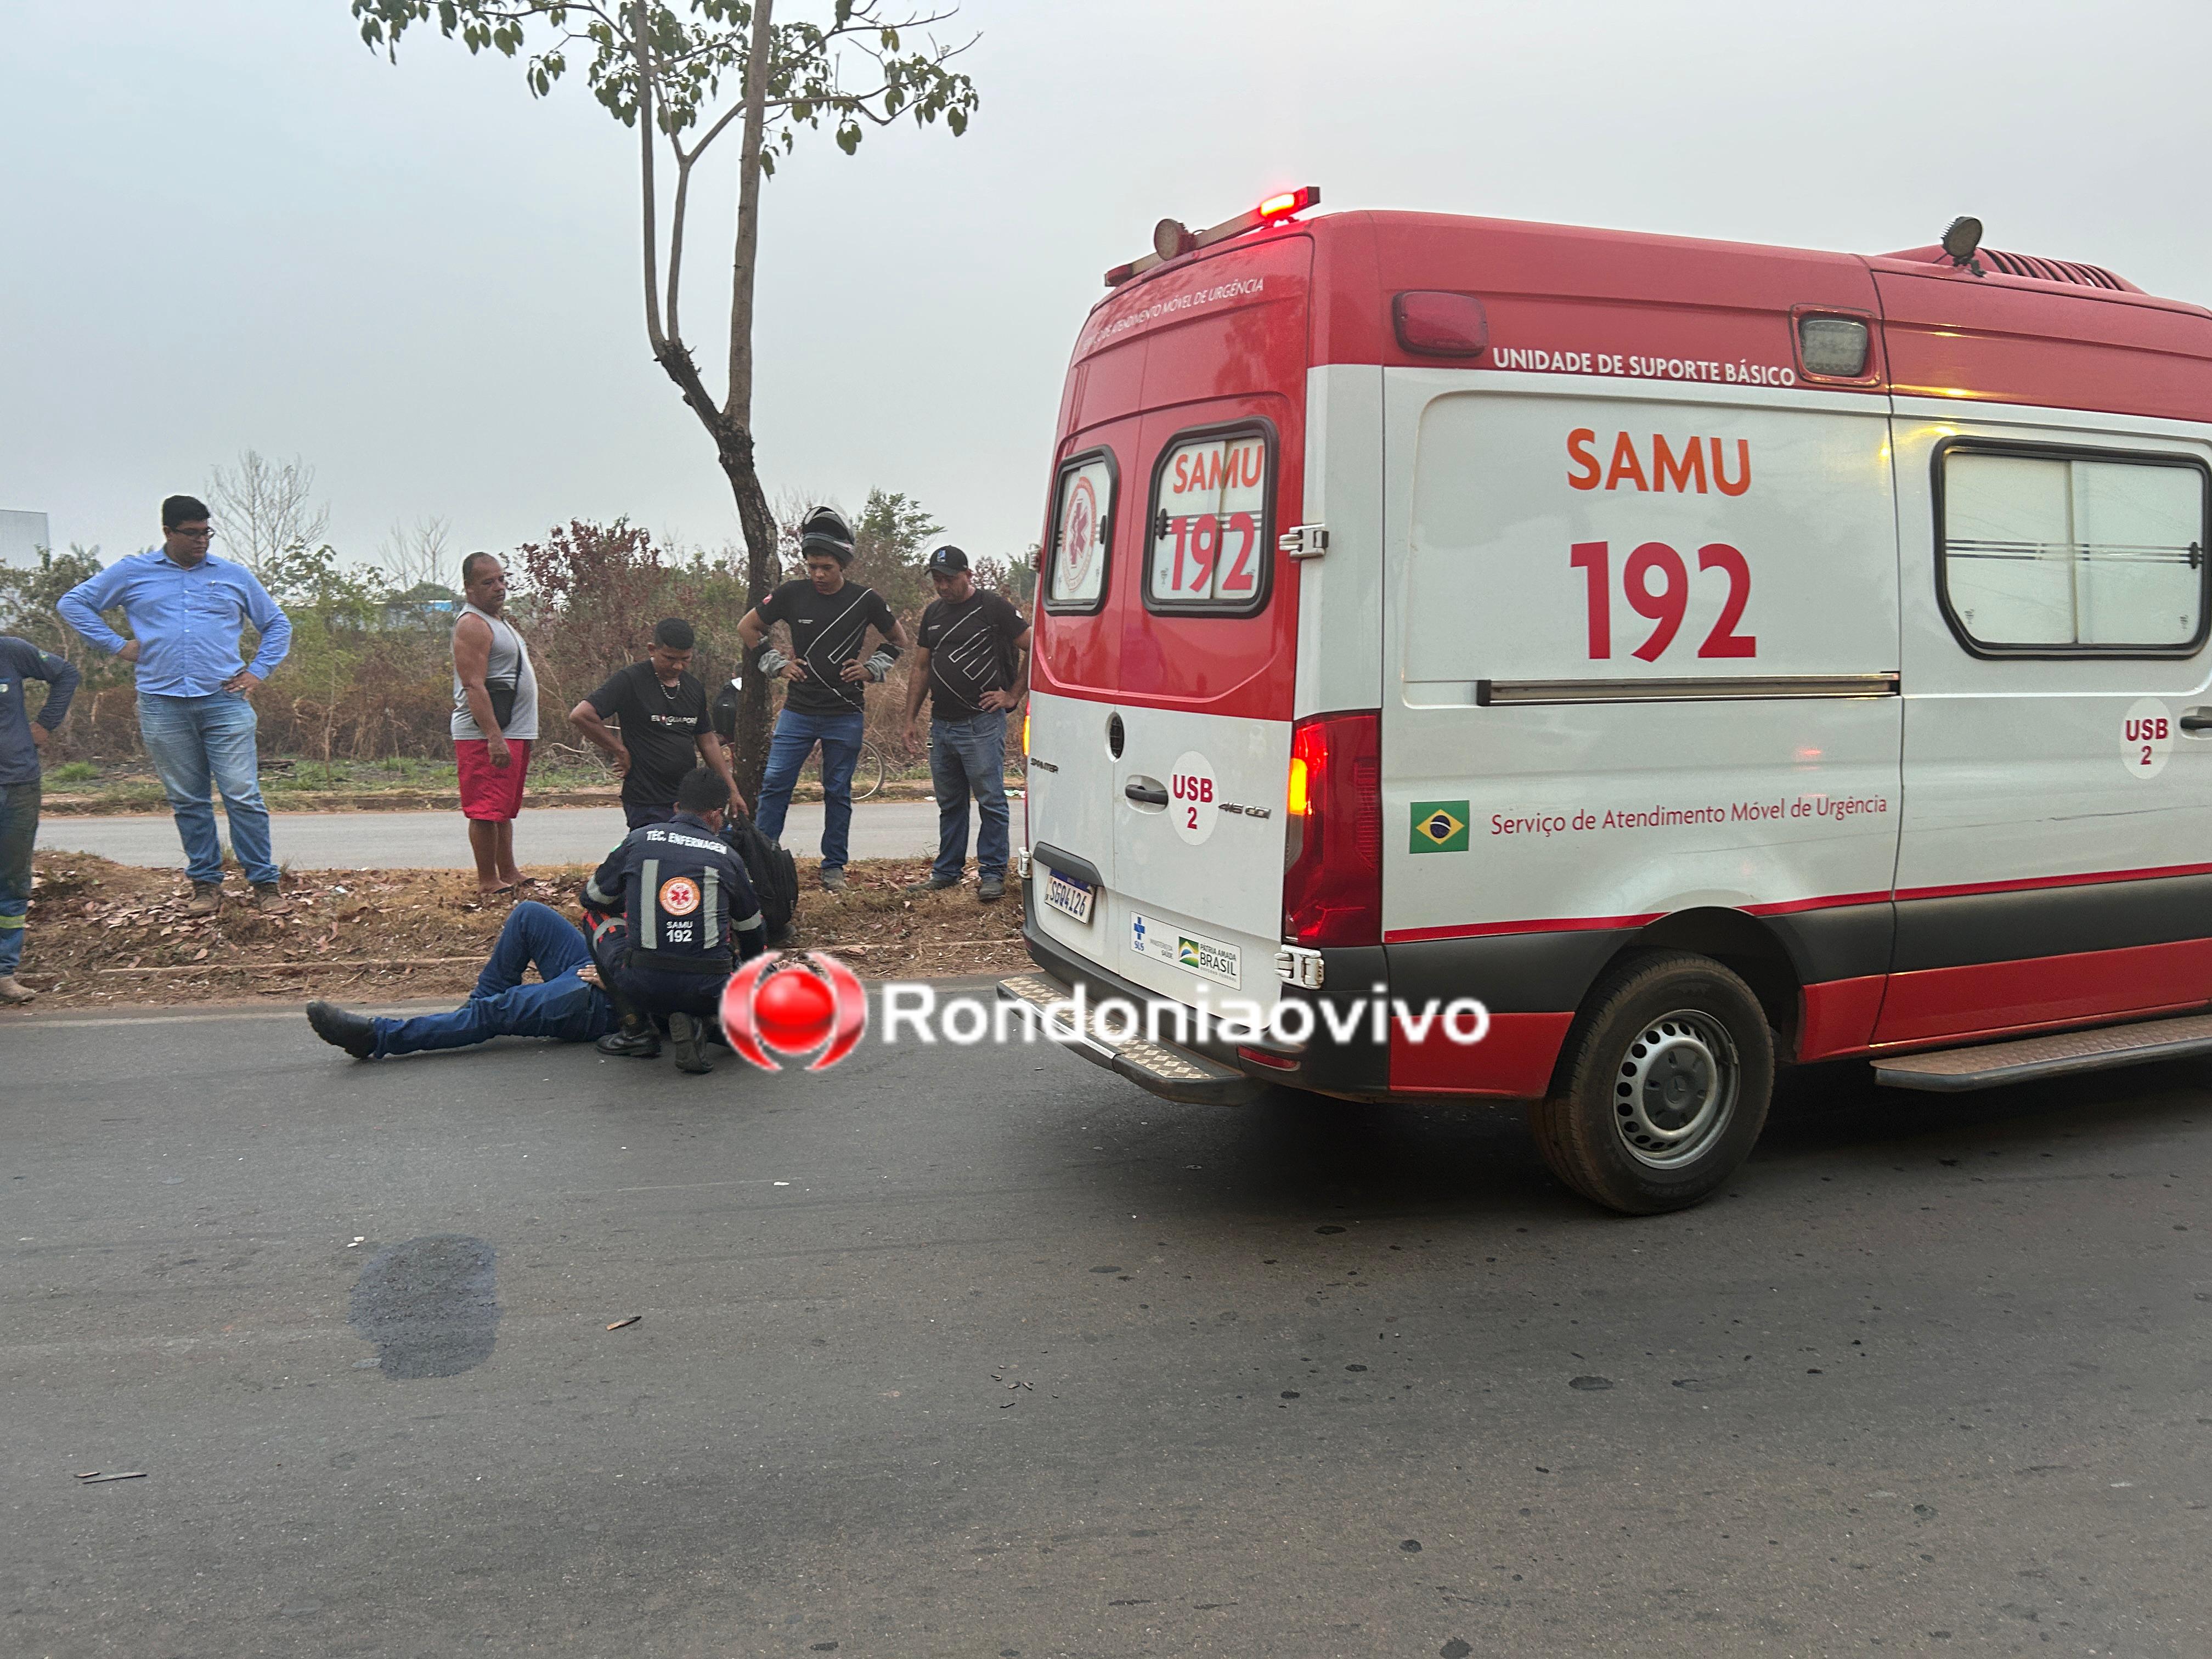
[{"x1": 724, "y1": 806, "x2": 799, "y2": 945}]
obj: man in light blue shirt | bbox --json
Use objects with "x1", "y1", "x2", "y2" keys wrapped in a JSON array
[{"x1": 58, "y1": 494, "x2": 292, "y2": 913}]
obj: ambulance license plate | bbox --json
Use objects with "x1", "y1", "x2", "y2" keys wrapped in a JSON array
[{"x1": 1042, "y1": 866, "x2": 1096, "y2": 926}]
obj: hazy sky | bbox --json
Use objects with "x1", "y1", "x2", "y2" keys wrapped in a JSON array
[{"x1": 8, "y1": 1, "x2": 2211, "y2": 575}]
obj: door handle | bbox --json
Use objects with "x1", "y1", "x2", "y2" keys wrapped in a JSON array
[
  {"x1": 1124, "y1": 780, "x2": 1169, "y2": 806},
  {"x1": 2182, "y1": 707, "x2": 2212, "y2": 732}
]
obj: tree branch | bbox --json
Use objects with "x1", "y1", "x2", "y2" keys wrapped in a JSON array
[
  {"x1": 665, "y1": 142, "x2": 691, "y2": 346},
  {"x1": 725, "y1": 0, "x2": 775, "y2": 426},
  {"x1": 631, "y1": 0, "x2": 668, "y2": 356}
]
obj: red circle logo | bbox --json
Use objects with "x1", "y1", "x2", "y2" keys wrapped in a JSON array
[
  {"x1": 719, "y1": 952, "x2": 868, "y2": 1072},
  {"x1": 754, "y1": 966, "x2": 836, "y2": 1052},
  {"x1": 658, "y1": 876, "x2": 701, "y2": 916}
]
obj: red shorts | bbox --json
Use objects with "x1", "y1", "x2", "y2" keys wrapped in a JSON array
[{"x1": 456, "y1": 737, "x2": 532, "y2": 821}]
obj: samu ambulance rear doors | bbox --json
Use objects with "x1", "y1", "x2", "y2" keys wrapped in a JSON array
[{"x1": 1029, "y1": 235, "x2": 1311, "y2": 1017}]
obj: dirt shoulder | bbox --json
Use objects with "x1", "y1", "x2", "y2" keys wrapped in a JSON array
[{"x1": 8, "y1": 852, "x2": 1028, "y2": 1014}]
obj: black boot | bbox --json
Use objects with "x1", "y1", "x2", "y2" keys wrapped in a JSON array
[
  {"x1": 597, "y1": 1021, "x2": 662, "y2": 1059},
  {"x1": 306, "y1": 1000, "x2": 377, "y2": 1060},
  {"x1": 669, "y1": 1012, "x2": 715, "y2": 1074}
]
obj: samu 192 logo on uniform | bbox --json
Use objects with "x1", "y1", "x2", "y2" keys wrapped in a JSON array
[{"x1": 658, "y1": 875, "x2": 702, "y2": 916}]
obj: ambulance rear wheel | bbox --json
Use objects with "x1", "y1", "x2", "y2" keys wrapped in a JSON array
[{"x1": 1528, "y1": 952, "x2": 1773, "y2": 1215}]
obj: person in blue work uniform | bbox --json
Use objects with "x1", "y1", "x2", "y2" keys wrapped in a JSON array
[
  {"x1": 57, "y1": 494, "x2": 292, "y2": 914},
  {"x1": 302, "y1": 900, "x2": 621, "y2": 1060},
  {"x1": 0, "y1": 633, "x2": 81, "y2": 1003},
  {"x1": 584, "y1": 765, "x2": 768, "y2": 1074}
]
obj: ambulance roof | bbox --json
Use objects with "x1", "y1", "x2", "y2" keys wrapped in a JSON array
[{"x1": 1078, "y1": 210, "x2": 2212, "y2": 427}]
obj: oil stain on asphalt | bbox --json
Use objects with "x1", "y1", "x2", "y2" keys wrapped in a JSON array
[{"x1": 348, "y1": 1235, "x2": 500, "y2": 1379}]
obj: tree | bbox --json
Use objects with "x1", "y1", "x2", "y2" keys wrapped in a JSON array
[
  {"x1": 0, "y1": 544, "x2": 106, "y2": 662},
  {"x1": 348, "y1": 0, "x2": 980, "y2": 802},
  {"x1": 206, "y1": 450, "x2": 332, "y2": 583},
  {"x1": 379, "y1": 514, "x2": 456, "y2": 594}
]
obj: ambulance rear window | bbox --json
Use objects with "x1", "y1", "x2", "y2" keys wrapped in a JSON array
[
  {"x1": 1145, "y1": 423, "x2": 1274, "y2": 616},
  {"x1": 1043, "y1": 449, "x2": 1116, "y2": 615},
  {"x1": 1938, "y1": 442, "x2": 2210, "y2": 656}
]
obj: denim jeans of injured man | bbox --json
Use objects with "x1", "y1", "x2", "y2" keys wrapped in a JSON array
[
  {"x1": 371, "y1": 900, "x2": 617, "y2": 1058},
  {"x1": 136, "y1": 691, "x2": 278, "y2": 887}
]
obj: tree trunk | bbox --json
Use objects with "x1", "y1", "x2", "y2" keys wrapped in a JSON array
[
  {"x1": 720, "y1": 0, "x2": 778, "y2": 811},
  {"x1": 714, "y1": 426, "x2": 780, "y2": 808}
]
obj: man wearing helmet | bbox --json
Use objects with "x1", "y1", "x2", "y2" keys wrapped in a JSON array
[{"x1": 735, "y1": 507, "x2": 907, "y2": 893}]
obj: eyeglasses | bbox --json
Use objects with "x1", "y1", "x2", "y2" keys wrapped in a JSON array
[{"x1": 171, "y1": 528, "x2": 216, "y2": 541}]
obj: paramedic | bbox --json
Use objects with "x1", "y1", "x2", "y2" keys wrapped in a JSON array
[{"x1": 583, "y1": 765, "x2": 766, "y2": 1073}]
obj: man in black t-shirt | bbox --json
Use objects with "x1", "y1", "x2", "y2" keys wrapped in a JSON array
[
  {"x1": 735, "y1": 507, "x2": 907, "y2": 891},
  {"x1": 571, "y1": 618, "x2": 744, "y2": 828},
  {"x1": 901, "y1": 545, "x2": 1030, "y2": 902}
]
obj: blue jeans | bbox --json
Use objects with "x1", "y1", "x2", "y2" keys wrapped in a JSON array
[
  {"x1": 754, "y1": 706, "x2": 865, "y2": 870},
  {"x1": 0, "y1": 778, "x2": 37, "y2": 976},
  {"x1": 372, "y1": 901, "x2": 616, "y2": 1058},
  {"x1": 928, "y1": 710, "x2": 1010, "y2": 881},
  {"x1": 137, "y1": 692, "x2": 277, "y2": 887}
]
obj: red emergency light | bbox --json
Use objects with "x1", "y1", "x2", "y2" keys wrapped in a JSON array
[{"x1": 1104, "y1": 185, "x2": 1321, "y2": 287}]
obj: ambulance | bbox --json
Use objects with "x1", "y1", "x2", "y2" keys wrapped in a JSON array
[{"x1": 996, "y1": 189, "x2": 2212, "y2": 1214}]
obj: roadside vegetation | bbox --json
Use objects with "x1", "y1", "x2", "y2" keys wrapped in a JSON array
[
  {"x1": 13, "y1": 851, "x2": 1025, "y2": 1011},
  {"x1": 1, "y1": 470, "x2": 1033, "y2": 799}
]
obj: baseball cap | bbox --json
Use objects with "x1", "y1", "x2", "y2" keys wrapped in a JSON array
[{"x1": 926, "y1": 544, "x2": 970, "y2": 575}]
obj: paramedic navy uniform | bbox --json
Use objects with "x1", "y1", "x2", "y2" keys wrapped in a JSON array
[{"x1": 584, "y1": 810, "x2": 766, "y2": 1022}]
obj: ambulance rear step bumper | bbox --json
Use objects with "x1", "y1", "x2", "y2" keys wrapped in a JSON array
[
  {"x1": 995, "y1": 973, "x2": 1263, "y2": 1107},
  {"x1": 1871, "y1": 1011, "x2": 2212, "y2": 1093}
]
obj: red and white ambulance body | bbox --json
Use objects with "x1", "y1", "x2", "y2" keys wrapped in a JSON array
[{"x1": 999, "y1": 194, "x2": 2212, "y2": 1212}]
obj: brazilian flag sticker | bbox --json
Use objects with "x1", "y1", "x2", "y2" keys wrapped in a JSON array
[{"x1": 1410, "y1": 800, "x2": 1470, "y2": 854}]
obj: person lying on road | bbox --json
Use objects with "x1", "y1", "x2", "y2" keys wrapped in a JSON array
[{"x1": 304, "y1": 899, "x2": 621, "y2": 1060}]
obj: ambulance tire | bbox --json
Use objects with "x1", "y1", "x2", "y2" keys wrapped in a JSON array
[{"x1": 1528, "y1": 952, "x2": 1774, "y2": 1215}]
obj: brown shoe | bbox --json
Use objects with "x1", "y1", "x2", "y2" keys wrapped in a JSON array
[
  {"x1": 252, "y1": 882, "x2": 284, "y2": 911},
  {"x1": 184, "y1": 882, "x2": 223, "y2": 917},
  {"x1": 0, "y1": 975, "x2": 34, "y2": 1005}
]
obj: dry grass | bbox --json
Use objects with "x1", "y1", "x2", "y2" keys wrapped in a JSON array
[{"x1": 9, "y1": 852, "x2": 1028, "y2": 1012}]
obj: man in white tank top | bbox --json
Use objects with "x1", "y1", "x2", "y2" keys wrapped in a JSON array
[{"x1": 452, "y1": 553, "x2": 540, "y2": 893}]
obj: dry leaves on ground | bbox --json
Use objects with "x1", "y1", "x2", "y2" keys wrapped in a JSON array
[{"x1": 13, "y1": 853, "x2": 1029, "y2": 1012}]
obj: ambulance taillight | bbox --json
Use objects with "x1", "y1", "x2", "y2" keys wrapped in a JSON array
[{"x1": 1282, "y1": 711, "x2": 1381, "y2": 947}]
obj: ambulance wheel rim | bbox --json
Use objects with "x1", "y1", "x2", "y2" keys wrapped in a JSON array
[{"x1": 1612, "y1": 1009, "x2": 1737, "y2": 1168}]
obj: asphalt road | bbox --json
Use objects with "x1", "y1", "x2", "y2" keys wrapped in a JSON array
[
  {"x1": 4, "y1": 997, "x2": 2209, "y2": 1658},
  {"x1": 37, "y1": 801, "x2": 945, "y2": 869}
]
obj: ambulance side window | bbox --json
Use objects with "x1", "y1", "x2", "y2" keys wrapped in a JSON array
[
  {"x1": 1937, "y1": 442, "x2": 2211, "y2": 657},
  {"x1": 1145, "y1": 422, "x2": 1274, "y2": 616},
  {"x1": 1043, "y1": 449, "x2": 1115, "y2": 616}
]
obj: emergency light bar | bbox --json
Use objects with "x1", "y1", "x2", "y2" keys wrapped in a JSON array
[{"x1": 1104, "y1": 185, "x2": 1319, "y2": 288}]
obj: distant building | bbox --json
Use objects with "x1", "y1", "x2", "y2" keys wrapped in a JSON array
[
  {"x1": 0, "y1": 510, "x2": 52, "y2": 571},
  {"x1": 382, "y1": 580, "x2": 460, "y2": 627}
]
